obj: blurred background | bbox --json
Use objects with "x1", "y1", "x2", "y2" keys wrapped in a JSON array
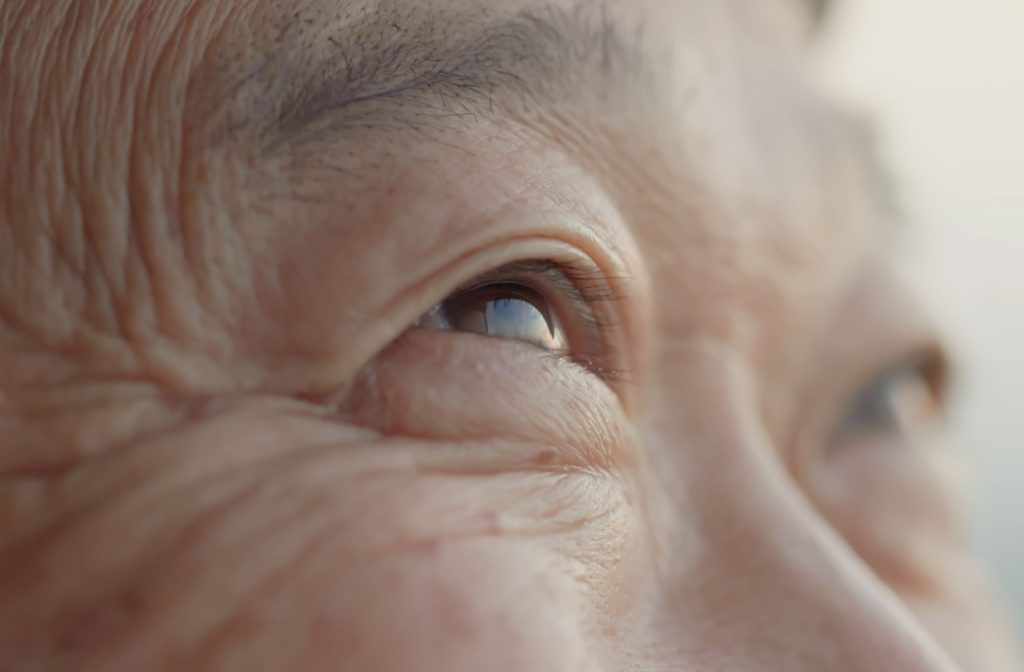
[{"x1": 817, "y1": 0, "x2": 1024, "y2": 632}]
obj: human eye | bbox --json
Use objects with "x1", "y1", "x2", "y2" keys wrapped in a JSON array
[
  {"x1": 416, "y1": 259, "x2": 623, "y2": 381},
  {"x1": 829, "y1": 349, "x2": 949, "y2": 454},
  {"x1": 804, "y1": 344, "x2": 965, "y2": 589},
  {"x1": 420, "y1": 278, "x2": 568, "y2": 354}
]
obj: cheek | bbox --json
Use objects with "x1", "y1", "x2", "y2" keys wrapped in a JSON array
[
  {"x1": 298, "y1": 538, "x2": 596, "y2": 672},
  {"x1": 800, "y1": 432, "x2": 968, "y2": 594},
  {"x1": 2, "y1": 391, "x2": 645, "y2": 671},
  {"x1": 332, "y1": 328, "x2": 653, "y2": 625},
  {"x1": 286, "y1": 466, "x2": 641, "y2": 672}
]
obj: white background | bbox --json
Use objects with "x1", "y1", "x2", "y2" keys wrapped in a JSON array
[{"x1": 817, "y1": 0, "x2": 1024, "y2": 631}]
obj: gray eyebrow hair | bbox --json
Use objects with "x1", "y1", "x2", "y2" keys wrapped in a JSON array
[{"x1": 260, "y1": 3, "x2": 640, "y2": 150}]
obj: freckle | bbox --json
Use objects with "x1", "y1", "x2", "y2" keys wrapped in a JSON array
[{"x1": 534, "y1": 450, "x2": 557, "y2": 465}]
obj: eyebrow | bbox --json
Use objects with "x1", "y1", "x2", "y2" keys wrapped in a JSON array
[{"x1": 257, "y1": 3, "x2": 643, "y2": 150}]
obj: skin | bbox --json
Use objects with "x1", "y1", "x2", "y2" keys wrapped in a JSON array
[{"x1": 0, "y1": 0, "x2": 1021, "y2": 670}]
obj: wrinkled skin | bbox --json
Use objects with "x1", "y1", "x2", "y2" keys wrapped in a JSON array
[{"x1": 0, "y1": 0, "x2": 1021, "y2": 670}]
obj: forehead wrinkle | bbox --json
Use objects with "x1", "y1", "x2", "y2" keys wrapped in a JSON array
[{"x1": 244, "y1": 0, "x2": 647, "y2": 151}]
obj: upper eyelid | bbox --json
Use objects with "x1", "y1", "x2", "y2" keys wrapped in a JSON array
[
  {"x1": 455, "y1": 259, "x2": 631, "y2": 304},
  {"x1": 452, "y1": 260, "x2": 564, "y2": 291}
]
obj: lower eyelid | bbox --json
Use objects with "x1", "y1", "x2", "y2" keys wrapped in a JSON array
[{"x1": 349, "y1": 326, "x2": 630, "y2": 469}]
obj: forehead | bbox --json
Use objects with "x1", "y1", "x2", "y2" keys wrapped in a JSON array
[
  {"x1": 197, "y1": 0, "x2": 864, "y2": 199},
  {"x1": 194, "y1": 0, "x2": 809, "y2": 138},
  {"x1": 192, "y1": 0, "x2": 883, "y2": 286}
]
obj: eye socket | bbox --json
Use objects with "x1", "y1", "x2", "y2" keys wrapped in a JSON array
[
  {"x1": 420, "y1": 281, "x2": 567, "y2": 354},
  {"x1": 830, "y1": 351, "x2": 948, "y2": 450},
  {"x1": 416, "y1": 259, "x2": 621, "y2": 379}
]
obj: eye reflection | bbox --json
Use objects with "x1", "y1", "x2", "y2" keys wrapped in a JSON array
[{"x1": 420, "y1": 282, "x2": 567, "y2": 353}]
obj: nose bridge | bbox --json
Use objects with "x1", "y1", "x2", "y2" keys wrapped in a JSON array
[{"x1": 656, "y1": 425, "x2": 960, "y2": 671}]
